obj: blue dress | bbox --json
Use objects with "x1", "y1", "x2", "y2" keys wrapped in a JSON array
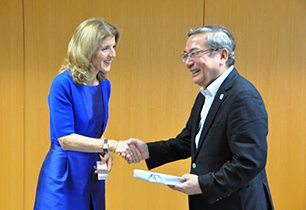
[{"x1": 34, "y1": 71, "x2": 110, "y2": 210}]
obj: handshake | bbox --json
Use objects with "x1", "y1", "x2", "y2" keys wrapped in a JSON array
[
  {"x1": 103, "y1": 138, "x2": 150, "y2": 164},
  {"x1": 118, "y1": 138, "x2": 150, "y2": 164}
]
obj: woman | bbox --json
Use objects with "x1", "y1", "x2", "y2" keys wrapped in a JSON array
[{"x1": 34, "y1": 18, "x2": 134, "y2": 210}]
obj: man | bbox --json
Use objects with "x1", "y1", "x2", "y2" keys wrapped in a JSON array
[{"x1": 125, "y1": 25, "x2": 274, "y2": 210}]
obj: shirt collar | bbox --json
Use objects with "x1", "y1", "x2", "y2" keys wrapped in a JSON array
[{"x1": 200, "y1": 65, "x2": 234, "y2": 97}]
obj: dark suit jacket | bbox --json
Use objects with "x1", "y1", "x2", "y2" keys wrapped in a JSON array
[{"x1": 146, "y1": 68, "x2": 274, "y2": 210}]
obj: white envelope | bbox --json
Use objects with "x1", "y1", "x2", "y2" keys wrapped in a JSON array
[
  {"x1": 97, "y1": 161, "x2": 109, "y2": 180},
  {"x1": 98, "y1": 173, "x2": 109, "y2": 180},
  {"x1": 133, "y1": 169, "x2": 185, "y2": 186}
]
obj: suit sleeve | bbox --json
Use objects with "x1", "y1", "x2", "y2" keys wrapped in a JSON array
[{"x1": 145, "y1": 121, "x2": 192, "y2": 169}]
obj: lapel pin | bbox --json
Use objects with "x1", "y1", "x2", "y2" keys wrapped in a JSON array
[{"x1": 219, "y1": 94, "x2": 224, "y2": 100}]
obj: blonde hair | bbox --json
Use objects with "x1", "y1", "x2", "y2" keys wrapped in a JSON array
[{"x1": 59, "y1": 18, "x2": 120, "y2": 85}]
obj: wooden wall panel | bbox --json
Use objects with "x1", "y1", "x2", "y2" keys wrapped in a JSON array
[
  {"x1": 0, "y1": 0, "x2": 24, "y2": 209},
  {"x1": 23, "y1": 0, "x2": 203, "y2": 209},
  {"x1": 204, "y1": 0, "x2": 306, "y2": 209}
]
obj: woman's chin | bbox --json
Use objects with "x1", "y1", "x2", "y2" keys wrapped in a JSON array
[{"x1": 101, "y1": 68, "x2": 111, "y2": 74}]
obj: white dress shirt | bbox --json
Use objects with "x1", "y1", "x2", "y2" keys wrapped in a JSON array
[{"x1": 195, "y1": 66, "x2": 234, "y2": 148}]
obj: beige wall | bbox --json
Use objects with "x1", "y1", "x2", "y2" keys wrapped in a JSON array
[
  {"x1": 0, "y1": 0, "x2": 24, "y2": 209},
  {"x1": 0, "y1": 0, "x2": 305, "y2": 209}
]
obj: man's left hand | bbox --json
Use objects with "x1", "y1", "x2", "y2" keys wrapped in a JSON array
[{"x1": 168, "y1": 174, "x2": 202, "y2": 195}]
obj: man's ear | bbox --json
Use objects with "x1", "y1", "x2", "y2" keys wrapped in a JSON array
[{"x1": 220, "y1": 48, "x2": 228, "y2": 64}]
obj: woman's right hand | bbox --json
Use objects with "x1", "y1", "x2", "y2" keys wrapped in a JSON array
[{"x1": 116, "y1": 141, "x2": 142, "y2": 163}]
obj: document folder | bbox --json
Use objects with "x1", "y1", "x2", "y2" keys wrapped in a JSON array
[{"x1": 133, "y1": 169, "x2": 185, "y2": 186}]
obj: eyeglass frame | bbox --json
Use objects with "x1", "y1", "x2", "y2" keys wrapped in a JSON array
[{"x1": 181, "y1": 49, "x2": 211, "y2": 62}]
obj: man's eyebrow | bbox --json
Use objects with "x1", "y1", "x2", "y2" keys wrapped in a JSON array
[{"x1": 184, "y1": 48, "x2": 200, "y2": 53}]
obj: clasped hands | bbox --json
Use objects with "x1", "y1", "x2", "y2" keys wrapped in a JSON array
[
  {"x1": 116, "y1": 138, "x2": 149, "y2": 163},
  {"x1": 98, "y1": 138, "x2": 146, "y2": 172}
]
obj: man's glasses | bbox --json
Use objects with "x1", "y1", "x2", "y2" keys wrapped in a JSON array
[{"x1": 181, "y1": 49, "x2": 211, "y2": 62}]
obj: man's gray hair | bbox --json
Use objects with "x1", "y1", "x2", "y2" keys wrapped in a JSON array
[{"x1": 188, "y1": 25, "x2": 236, "y2": 66}]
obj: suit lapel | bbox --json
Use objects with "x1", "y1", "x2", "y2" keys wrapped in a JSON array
[
  {"x1": 191, "y1": 94, "x2": 205, "y2": 157},
  {"x1": 193, "y1": 69, "x2": 239, "y2": 161}
]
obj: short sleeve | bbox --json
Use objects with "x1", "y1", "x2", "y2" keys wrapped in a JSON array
[{"x1": 48, "y1": 73, "x2": 75, "y2": 138}]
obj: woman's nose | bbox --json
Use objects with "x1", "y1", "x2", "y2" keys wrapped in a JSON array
[{"x1": 109, "y1": 48, "x2": 116, "y2": 57}]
